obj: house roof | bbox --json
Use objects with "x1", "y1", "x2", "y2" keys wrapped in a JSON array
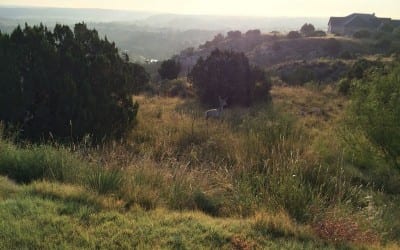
[
  {"x1": 328, "y1": 17, "x2": 346, "y2": 26},
  {"x1": 329, "y1": 13, "x2": 397, "y2": 29},
  {"x1": 344, "y1": 15, "x2": 382, "y2": 28}
]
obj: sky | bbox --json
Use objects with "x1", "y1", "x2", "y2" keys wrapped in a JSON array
[{"x1": 1, "y1": 0, "x2": 400, "y2": 18}]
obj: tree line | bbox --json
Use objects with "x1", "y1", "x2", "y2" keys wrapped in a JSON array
[{"x1": 0, "y1": 23, "x2": 271, "y2": 142}]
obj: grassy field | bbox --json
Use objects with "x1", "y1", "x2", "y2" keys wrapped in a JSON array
[{"x1": 0, "y1": 85, "x2": 399, "y2": 249}]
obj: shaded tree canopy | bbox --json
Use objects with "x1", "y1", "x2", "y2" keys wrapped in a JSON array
[
  {"x1": 188, "y1": 49, "x2": 270, "y2": 106},
  {"x1": 0, "y1": 23, "x2": 149, "y2": 142},
  {"x1": 227, "y1": 30, "x2": 242, "y2": 39},
  {"x1": 158, "y1": 58, "x2": 181, "y2": 80},
  {"x1": 300, "y1": 23, "x2": 315, "y2": 37}
]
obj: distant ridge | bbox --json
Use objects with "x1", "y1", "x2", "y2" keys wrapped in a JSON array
[{"x1": 0, "y1": 6, "x2": 328, "y2": 31}]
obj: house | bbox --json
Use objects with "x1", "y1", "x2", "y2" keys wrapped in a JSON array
[{"x1": 328, "y1": 13, "x2": 400, "y2": 36}]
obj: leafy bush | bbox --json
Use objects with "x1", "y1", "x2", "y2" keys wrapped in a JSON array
[
  {"x1": 345, "y1": 64, "x2": 400, "y2": 170},
  {"x1": 0, "y1": 23, "x2": 148, "y2": 142},
  {"x1": 347, "y1": 59, "x2": 383, "y2": 79},
  {"x1": 188, "y1": 49, "x2": 270, "y2": 106}
]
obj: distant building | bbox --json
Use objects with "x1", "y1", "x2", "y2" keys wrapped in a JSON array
[{"x1": 328, "y1": 13, "x2": 400, "y2": 36}]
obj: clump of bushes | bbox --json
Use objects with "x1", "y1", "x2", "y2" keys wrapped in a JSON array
[{"x1": 347, "y1": 59, "x2": 384, "y2": 79}]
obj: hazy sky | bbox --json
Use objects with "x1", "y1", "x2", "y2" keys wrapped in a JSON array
[{"x1": 1, "y1": 0, "x2": 400, "y2": 18}]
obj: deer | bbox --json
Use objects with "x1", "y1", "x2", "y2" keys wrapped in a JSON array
[{"x1": 205, "y1": 96, "x2": 227, "y2": 120}]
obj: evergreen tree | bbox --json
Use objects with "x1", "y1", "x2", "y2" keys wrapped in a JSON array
[
  {"x1": 158, "y1": 59, "x2": 181, "y2": 80},
  {"x1": 0, "y1": 23, "x2": 149, "y2": 142},
  {"x1": 188, "y1": 49, "x2": 270, "y2": 106}
]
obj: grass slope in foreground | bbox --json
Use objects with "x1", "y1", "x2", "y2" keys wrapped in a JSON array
[{"x1": 0, "y1": 177, "x2": 340, "y2": 249}]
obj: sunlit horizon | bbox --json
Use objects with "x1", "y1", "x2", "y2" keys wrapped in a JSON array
[{"x1": 1, "y1": 0, "x2": 400, "y2": 19}]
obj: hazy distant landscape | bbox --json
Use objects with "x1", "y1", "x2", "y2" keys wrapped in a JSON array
[{"x1": 0, "y1": 7, "x2": 328, "y2": 61}]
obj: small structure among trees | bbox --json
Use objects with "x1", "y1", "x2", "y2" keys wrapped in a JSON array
[{"x1": 328, "y1": 13, "x2": 400, "y2": 36}]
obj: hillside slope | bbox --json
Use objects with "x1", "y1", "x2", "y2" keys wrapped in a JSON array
[{"x1": 178, "y1": 34, "x2": 370, "y2": 73}]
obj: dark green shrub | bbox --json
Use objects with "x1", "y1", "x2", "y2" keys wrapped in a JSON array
[
  {"x1": 188, "y1": 49, "x2": 270, "y2": 106},
  {"x1": 0, "y1": 23, "x2": 148, "y2": 142},
  {"x1": 158, "y1": 58, "x2": 181, "y2": 80},
  {"x1": 347, "y1": 59, "x2": 383, "y2": 79}
]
